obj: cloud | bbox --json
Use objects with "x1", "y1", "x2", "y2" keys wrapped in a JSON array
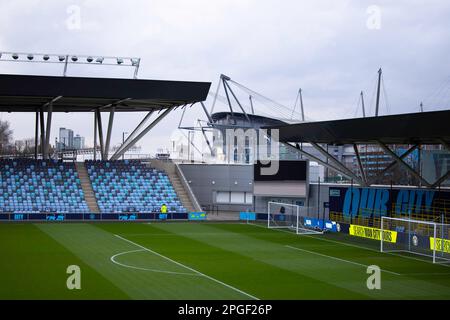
[{"x1": 1, "y1": 0, "x2": 450, "y2": 154}]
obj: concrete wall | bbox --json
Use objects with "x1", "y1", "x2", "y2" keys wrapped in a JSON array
[
  {"x1": 253, "y1": 183, "x2": 331, "y2": 219},
  {"x1": 179, "y1": 163, "x2": 254, "y2": 212},
  {"x1": 179, "y1": 163, "x2": 335, "y2": 219},
  {"x1": 307, "y1": 182, "x2": 331, "y2": 220}
]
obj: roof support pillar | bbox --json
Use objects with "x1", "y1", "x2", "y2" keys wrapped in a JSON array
[
  {"x1": 95, "y1": 110, "x2": 105, "y2": 160},
  {"x1": 310, "y1": 142, "x2": 364, "y2": 185},
  {"x1": 104, "y1": 107, "x2": 115, "y2": 160},
  {"x1": 111, "y1": 110, "x2": 154, "y2": 159},
  {"x1": 223, "y1": 80, "x2": 251, "y2": 124},
  {"x1": 198, "y1": 119, "x2": 214, "y2": 156},
  {"x1": 222, "y1": 76, "x2": 234, "y2": 118},
  {"x1": 249, "y1": 95, "x2": 255, "y2": 115},
  {"x1": 44, "y1": 101, "x2": 53, "y2": 160},
  {"x1": 200, "y1": 102, "x2": 213, "y2": 124},
  {"x1": 39, "y1": 108, "x2": 45, "y2": 157},
  {"x1": 431, "y1": 170, "x2": 450, "y2": 188},
  {"x1": 93, "y1": 112, "x2": 97, "y2": 161},
  {"x1": 353, "y1": 144, "x2": 368, "y2": 186},
  {"x1": 370, "y1": 144, "x2": 418, "y2": 184},
  {"x1": 110, "y1": 107, "x2": 174, "y2": 161},
  {"x1": 34, "y1": 111, "x2": 39, "y2": 160},
  {"x1": 377, "y1": 141, "x2": 431, "y2": 187}
]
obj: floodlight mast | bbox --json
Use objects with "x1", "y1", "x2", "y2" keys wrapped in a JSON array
[{"x1": 0, "y1": 51, "x2": 141, "y2": 79}]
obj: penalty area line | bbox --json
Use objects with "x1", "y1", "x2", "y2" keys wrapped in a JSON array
[
  {"x1": 246, "y1": 223, "x2": 450, "y2": 268},
  {"x1": 114, "y1": 234, "x2": 259, "y2": 300}
]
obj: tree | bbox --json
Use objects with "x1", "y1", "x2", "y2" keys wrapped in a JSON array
[{"x1": 0, "y1": 120, "x2": 13, "y2": 154}]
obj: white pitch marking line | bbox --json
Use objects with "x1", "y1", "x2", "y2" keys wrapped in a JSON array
[
  {"x1": 110, "y1": 249, "x2": 200, "y2": 276},
  {"x1": 402, "y1": 272, "x2": 450, "y2": 276},
  {"x1": 114, "y1": 234, "x2": 259, "y2": 300},
  {"x1": 285, "y1": 245, "x2": 401, "y2": 276},
  {"x1": 246, "y1": 223, "x2": 450, "y2": 268}
]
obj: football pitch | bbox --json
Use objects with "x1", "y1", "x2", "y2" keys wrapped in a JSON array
[{"x1": 1, "y1": 222, "x2": 450, "y2": 300}]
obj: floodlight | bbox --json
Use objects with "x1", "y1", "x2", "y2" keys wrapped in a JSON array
[
  {"x1": 131, "y1": 58, "x2": 139, "y2": 66},
  {"x1": 86, "y1": 56, "x2": 93, "y2": 63},
  {"x1": 43, "y1": 55, "x2": 50, "y2": 61},
  {"x1": 96, "y1": 57, "x2": 104, "y2": 63},
  {"x1": 27, "y1": 54, "x2": 34, "y2": 60},
  {"x1": 58, "y1": 55, "x2": 65, "y2": 62},
  {"x1": 71, "y1": 56, "x2": 78, "y2": 62},
  {"x1": 117, "y1": 58, "x2": 124, "y2": 65},
  {"x1": 12, "y1": 53, "x2": 19, "y2": 60}
]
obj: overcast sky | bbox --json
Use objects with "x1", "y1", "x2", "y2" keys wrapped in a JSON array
[{"x1": 1, "y1": 0, "x2": 449, "y2": 155}]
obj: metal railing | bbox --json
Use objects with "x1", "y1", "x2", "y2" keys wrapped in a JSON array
[{"x1": 175, "y1": 162, "x2": 202, "y2": 212}]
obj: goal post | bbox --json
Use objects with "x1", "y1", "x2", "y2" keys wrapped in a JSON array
[
  {"x1": 381, "y1": 216, "x2": 450, "y2": 264},
  {"x1": 267, "y1": 201, "x2": 323, "y2": 235}
]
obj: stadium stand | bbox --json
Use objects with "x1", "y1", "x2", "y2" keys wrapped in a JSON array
[
  {"x1": 85, "y1": 160, "x2": 186, "y2": 213},
  {"x1": 0, "y1": 159, "x2": 89, "y2": 213}
]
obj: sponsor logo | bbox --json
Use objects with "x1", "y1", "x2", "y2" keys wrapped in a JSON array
[
  {"x1": 430, "y1": 237, "x2": 450, "y2": 254},
  {"x1": 13, "y1": 214, "x2": 24, "y2": 220},
  {"x1": 349, "y1": 224, "x2": 397, "y2": 243},
  {"x1": 189, "y1": 212, "x2": 207, "y2": 221}
]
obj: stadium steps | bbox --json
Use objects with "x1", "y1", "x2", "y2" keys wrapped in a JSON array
[
  {"x1": 169, "y1": 175, "x2": 195, "y2": 212},
  {"x1": 75, "y1": 162, "x2": 100, "y2": 214},
  {"x1": 146, "y1": 160, "x2": 198, "y2": 212}
]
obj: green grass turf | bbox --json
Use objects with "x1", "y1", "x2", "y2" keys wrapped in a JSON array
[{"x1": 0, "y1": 222, "x2": 449, "y2": 299}]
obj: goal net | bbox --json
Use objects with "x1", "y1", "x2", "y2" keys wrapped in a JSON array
[
  {"x1": 381, "y1": 216, "x2": 450, "y2": 264},
  {"x1": 267, "y1": 202, "x2": 322, "y2": 235}
]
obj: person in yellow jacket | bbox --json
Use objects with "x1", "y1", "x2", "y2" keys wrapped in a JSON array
[{"x1": 160, "y1": 203, "x2": 168, "y2": 214}]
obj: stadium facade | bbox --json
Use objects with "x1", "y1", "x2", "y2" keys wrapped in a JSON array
[{"x1": 0, "y1": 71, "x2": 449, "y2": 231}]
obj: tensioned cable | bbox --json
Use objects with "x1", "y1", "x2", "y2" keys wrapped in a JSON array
[{"x1": 228, "y1": 79, "x2": 305, "y2": 120}]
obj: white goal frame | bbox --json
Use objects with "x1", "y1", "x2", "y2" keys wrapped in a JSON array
[
  {"x1": 381, "y1": 216, "x2": 450, "y2": 264},
  {"x1": 267, "y1": 201, "x2": 323, "y2": 235}
]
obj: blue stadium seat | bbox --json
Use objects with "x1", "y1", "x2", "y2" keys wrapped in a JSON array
[
  {"x1": 0, "y1": 158, "x2": 89, "y2": 214},
  {"x1": 85, "y1": 160, "x2": 186, "y2": 214}
]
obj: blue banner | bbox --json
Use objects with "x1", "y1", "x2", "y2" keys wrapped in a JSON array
[{"x1": 0, "y1": 212, "x2": 189, "y2": 221}]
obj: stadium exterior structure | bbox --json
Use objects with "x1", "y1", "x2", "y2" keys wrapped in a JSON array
[
  {"x1": 176, "y1": 75, "x2": 450, "y2": 219},
  {"x1": 176, "y1": 107, "x2": 450, "y2": 225},
  {"x1": 1, "y1": 71, "x2": 449, "y2": 226}
]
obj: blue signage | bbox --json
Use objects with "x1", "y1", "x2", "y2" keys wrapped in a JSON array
[
  {"x1": 188, "y1": 212, "x2": 207, "y2": 221},
  {"x1": 159, "y1": 213, "x2": 168, "y2": 220},
  {"x1": 13, "y1": 214, "x2": 25, "y2": 221},
  {"x1": 329, "y1": 186, "x2": 447, "y2": 219},
  {"x1": 46, "y1": 214, "x2": 65, "y2": 221},
  {"x1": 0, "y1": 212, "x2": 190, "y2": 221},
  {"x1": 119, "y1": 214, "x2": 137, "y2": 221},
  {"x1": 239, "y1": 212, "x2": 256, "y2": 221},
  {"x1": 303, "y1": 217, "x2": 337, "y2": 232}
]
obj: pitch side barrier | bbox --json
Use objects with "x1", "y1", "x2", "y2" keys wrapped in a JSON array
[
  {"x1": 336, "y1": 221, "x2": 450, "y2": 257},
  {"x1": 241, "y1": 212, "x2": 338, "y2": 232},
  {"x1": 0, "y1": 212, "x2": 190, "y2": 222}
]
